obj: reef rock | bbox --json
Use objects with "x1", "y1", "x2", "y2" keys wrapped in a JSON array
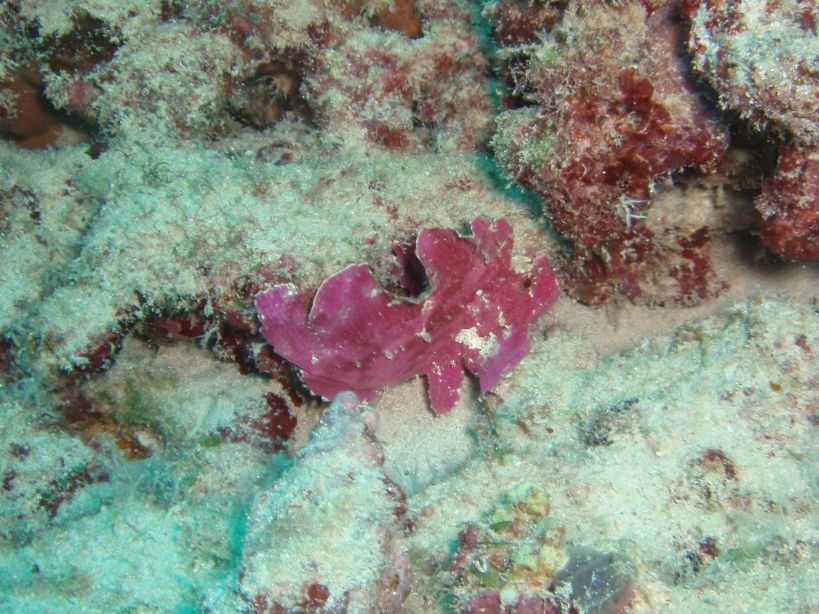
[{"x1": 239, "y1": 392, "x2": 411, "y2": 613}]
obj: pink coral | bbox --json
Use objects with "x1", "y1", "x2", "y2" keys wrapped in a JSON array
[{"x1": 255, "y1": 217, "x2": 560, "y2": 414}]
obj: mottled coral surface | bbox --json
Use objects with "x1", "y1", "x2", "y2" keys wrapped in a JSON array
[
  {"x1": 686, "y1": 0, "x2": 819, "y2": 145},
  {"x1": 686, "y1": 0, "x2": 818, "y2": 262},
  {"x1": 491, "y1": 3, "x2": 729, "y2": 304},
  {"x1": 240, "y1": 392, "x2": 411, "y2": 613},
  {"x1": 756, "y1": 146, "x2": 819, "y2": 261}
]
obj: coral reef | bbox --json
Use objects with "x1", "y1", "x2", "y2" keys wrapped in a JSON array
[
  {"x1": 686, "y1": 0, "x2": 818, "y2": 145},
  {"x1": 0, "y1": 0, "x2": 493, "y2": 149},
  {"x1": 0, "y1": 1, "x2": 816, "y2": 612},
  {"x1": 0, "y1": 391, "x2": 104, "y2": 543},
  {"x1": 0, "y1": 0, "x2": 528, "y2": 381},
  {"x1": 255, "y1": 217, "x2": 560, "y2": 413},
  {"x1": 446, "y1": 483, "x2": 635, "y2": 613},
  {"x1": 685, "y1": 0, "x2": 818, "y2": 262},
  {"x1": 0, "y1": 338, "x2": 290, "y2": 613},
  {"x1": 491, "y1": 2, "x2": 729, "y2": 304},
  {"x1": 0, "y1": 133, "x2": 540, "y2": 381},
  {"x1": 407, "y1": 296, "x2": 817, "y2": 613},
  {"x1": 1, "y1": 289, "x2": 816, "y2": 612},
  {"x1": 304, "y1": 7, "x2": 494, "y2": 152}
]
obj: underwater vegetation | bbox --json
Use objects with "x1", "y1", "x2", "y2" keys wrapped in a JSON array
[{"x1": 256, "y1": 216, "x2": 560, "y2": 414}]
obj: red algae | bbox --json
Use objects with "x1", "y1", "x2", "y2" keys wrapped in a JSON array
[
  {"x1": 491, "y1": 2, "x2": 729, "y2": 304},
  {"x1": 756, "y1": 146, "x2": 819, "y2": 262},
  {"x1": 255, "y1": 217, "x2": 560, "y2": 414}
]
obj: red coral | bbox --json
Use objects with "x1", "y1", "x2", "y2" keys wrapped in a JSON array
[
  {"x1": 297, "y1": 582, "x2": 330, "y2": 610},
  {"x1": 669, "y1": 227, "x2": 727, "y2": 304},
  {"x1": 492, "y1": 3, "x2": 729, "y2": 304},
  {"x1": 255, "y1": 217, "x2": 560, "y2": 414},
  {"x1": 756, "y1": 145, "x2": 819, "y2": 262}
]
